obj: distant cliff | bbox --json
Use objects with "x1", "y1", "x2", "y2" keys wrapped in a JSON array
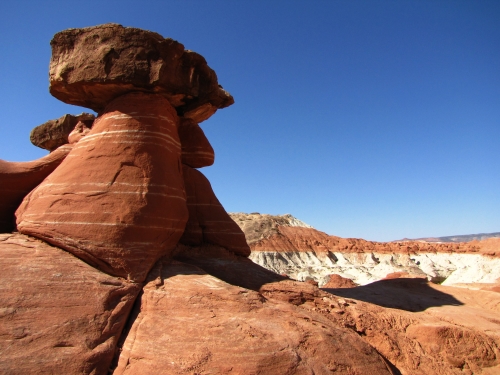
[
  {"x1": 230, "y1": 212, "x2": 500, "y2": 287},
  {"x1": 410, "y1": 232, "x2": 500, "y2": 243}
]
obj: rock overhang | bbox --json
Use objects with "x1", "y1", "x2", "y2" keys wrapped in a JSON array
[{"x1": 49, "y1": 23, "x2": 233, "y2": 122}]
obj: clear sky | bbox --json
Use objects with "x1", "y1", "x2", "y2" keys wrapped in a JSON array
[{"x1": 1, "y1": 1, "x2": 498, "y2": 241}]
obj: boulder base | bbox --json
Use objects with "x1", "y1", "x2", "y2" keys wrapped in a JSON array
[
  {"x1": 0, "y1": 233, "x2": 140, "y2": 375},
  {"x1": 180, "y1": 165, "x2": 250, "y2": 256},
  {"x1": 113, "y1": 260, "x2": 395, "y2": 375}
]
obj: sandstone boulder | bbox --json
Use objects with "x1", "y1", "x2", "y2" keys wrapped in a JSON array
[
  {"x1": 0, "y1": 233, "x2": 140, "y2": 375},
  {"x1": 178, "y1": 117, "x2": 214, "y2": 168},
  {"x1": 180, "y1": 165, "x2": 250, "y2": 256},
  {"x1": 113, "y1": 259, "x2": 395, "y2": 375},
  {"x1": 30, "y1": 113, "x2": 94, "y2": 151},
  {"x1": 322, "y1": 274, "x2": 357, "y2": 288},
  {"x1": 16, "y1": 92, "x2": 188, "y2": 282},
  {"x1": 49, "y1": 23, "x2": 233, "y2": 122},
  {"x1": 0, "y1": 144, "x2": 72, "y2": 233}
]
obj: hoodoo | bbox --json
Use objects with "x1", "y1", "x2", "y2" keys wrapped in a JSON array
[{"x1": 15, "y1": 23, "x2": 248, "y2": 282}]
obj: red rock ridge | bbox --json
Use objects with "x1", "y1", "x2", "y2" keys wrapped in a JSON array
[{"x1": 247, "y1": 223, "x2": 500, "y2": 257}]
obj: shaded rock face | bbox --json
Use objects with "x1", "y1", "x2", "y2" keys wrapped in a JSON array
[
  {"x1": 30, "y1": 113, "x2": 95, "y2": 151},
  {"x1": 49, "y1": 23, "x2": 233, "y2": 122},
  {"x1": 16, "y1": 92, "x2": 188, "y2": 282},
  {"x1": 178, "y1": 117, "x2": 215, "y2": 168},
  {"x1": 180, "y1": 165, "x2": 250, "y2": 256},
  {"x1": 0, "y1": 144, "x2": 72, "y2": 233},
  {"x1": 0, "y1": 233, "x2": 140, "y2": 375}
]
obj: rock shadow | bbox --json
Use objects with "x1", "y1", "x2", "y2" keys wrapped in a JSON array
[
  {"x1": 174, "y1": 244, "x2": 286, "y2": 291},
  {"x1": 323, "y1": 278, "x2": 464, "y2": 312}
]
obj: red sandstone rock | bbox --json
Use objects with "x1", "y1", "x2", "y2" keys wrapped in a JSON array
[
  {"x1": 178, "y1": 117, "x2": 215, "y2": 168},
  {"x1": 49, "y1": 23, "x2": 233, "y2": 122},
  {"x1": 238, "y1": 215, "x2": 499, "y2": 257},
  {"x1": 113, "y1": 259, "x2": 395, "y2": 375},
  {"x1": 320, "y1": 278, "x2": 500, "y2": 374},
  {"x1": 323, "y1": 274, "x2": 357, "y2": 288},
  {"x1": 179, "y1": 165, "x2": 250, "y2": 256},
  {"x1": 16, "y1": 92, "x2": 188, "y2": 282},
  {"x1": 383, "y1": 271, "x2": 427, "y2": 280},
  {"x1": 0, "y1": 233, "x2": 140, "y2": 375},
  {"x1": 68, "y1": 120, "x2": 91, "y2": 144},
  {"x1": 30, "y1": 113, "x2": 94, "y2": 151},
  {"x1": 0, "y1": 144, "x2": 72, "y2": 233}
]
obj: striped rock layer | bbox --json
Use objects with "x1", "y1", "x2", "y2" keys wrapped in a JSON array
[
  {"x1": 16, "y1": 92, "x2": 188, "y2": 282},
  {"x1": 0, "y1": 144, "x2": 72, "y2": 233}
]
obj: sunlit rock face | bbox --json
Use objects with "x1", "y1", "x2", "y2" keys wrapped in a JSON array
[
  {"x1": 113, "y1": 258, "x2": 394, "y2": 375},
  {"x1": 0, "y1": 233, "x2": 140, "y2": 374},
  {"x1": 16, "y1": 92, "x2": 188, "y2": 282}
]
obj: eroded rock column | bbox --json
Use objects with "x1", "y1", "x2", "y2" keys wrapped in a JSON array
[{"x1": 17, "y1": 92, "x2": 188, "y2": 282}]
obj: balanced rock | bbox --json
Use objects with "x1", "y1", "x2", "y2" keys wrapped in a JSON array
[
  {"x1": 16, "y1": 92, "x2": 188, "y2": 282},
  {"x1": 49, "y1": 23, "x2": 233, "y2": 122},
  {"x1": 0, "y1": 144, "x2": 72, "y2": 233},
  {"x1": 178, "y1": 117, "x2": 215, "y2": 168},
  {"x1": 180, "y1": 165, "x2": 250, "y2": 256},
  {"x1": 30, "y1": 113, "x2": 94, "y2": 151},
  {"x1": 0, "y1": 233, "x2": 140, "y2": 375}
]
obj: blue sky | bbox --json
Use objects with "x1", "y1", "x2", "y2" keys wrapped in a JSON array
[{"x1": 1, "y1": 1, "x2": 498, "y2": 241}]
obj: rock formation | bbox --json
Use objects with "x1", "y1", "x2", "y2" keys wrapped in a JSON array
[
  {"x1": 49, "y1": 23, "x2": 233, "y2": 122},
  {"x1": 16, "y1": 23, "x2": 249, "y2": 282},
  {"x1": 232, "y1": 212, "x2": 500, "y2": 287},
  {"x1": 17, "y1": 92, "x2": 189, "y2": 282},
  {"x1": 2, "y1": 24, "x2": 500, "y2": 375},
  {"x1": 113, "y1": 257, "x2": 394, "y2": 375},
  {"x1": 0, "y1": 233, "x2": 140, "y2": 374},
  {"x1": 0, "y1": 144, "x2": 72, "y2": 233},
  {"x1": 30, "y1": 113, "x2": 95, "y2": 151},
  {"x1": 180, "y1": 165, "x2": 251, "y2": 256}
]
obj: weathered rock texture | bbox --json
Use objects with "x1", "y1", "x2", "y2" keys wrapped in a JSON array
[
  {"x1": 16, "y1": 92, "x2": 188, "y2": 282},
  {"x1": 178, "y1": 117, "x2": 214, "y2": 168},
  {"x1": 49, "y1": 23, "x2": 233, "y2": 122},
  {"x1": 0, "y1": 144, "x2": 72, "y2": 233},
  {"x1": 30, "y1": 113, "x2": 94, "y2": 151},
  {"x1": 180, "y1": 166, "x2": 250, "y2": 256},
  {"x1": 0, "y1": 233, "x2": 141, "y2": 375},
  {"x1": 109, "y1": 243, "x2": 500, "y2": 375},
  {"x1": 231, "y1": 213, "x2": 500, "y2": 286},
  {"x1": 113, "y1": 258, "x2": 395, "y2": 375}
]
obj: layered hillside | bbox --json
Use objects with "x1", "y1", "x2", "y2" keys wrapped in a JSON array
[{"x1": 230, "y1": 213, "x2": 500, "y2": 287}]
